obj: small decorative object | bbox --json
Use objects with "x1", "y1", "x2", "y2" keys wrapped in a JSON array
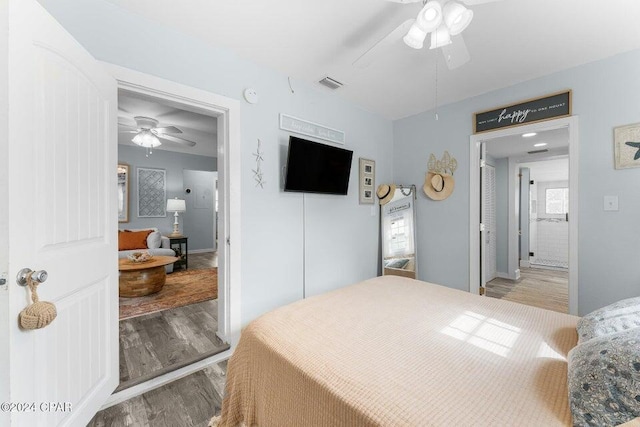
[
  {"x1": 252, "y1": 139, "x2": 266, "y2": 188},
  {"x1": 279, "y1": 114, "x2": 346, "y2": 145},
  {"x1": 138, "y1": 167, "x2": 166, "y2": 217},
  {"x1": 118, "y1": 164, "x2": 129, "y2": 223},
  {"x1": 127, "y1": 251, "x2": 153, "y2": 263},
  {"x1": 359, "y1": 158, "x2": 376, "y2": 204},
  {"x1": 614, "y1": 123, "x2": 640, "y2": 169},
  {"x1": 424, "y1": 151, "x2": 457, "y2": 201},
  {"x1": 19, "y1": 272, "x2": 57, "y2": 330},
  {"x1": 166, "y1": 197, "x2": 186, "y2": 237},
  {"x1": 377, "y1": 184, "x2": 396, "y2": 205}
]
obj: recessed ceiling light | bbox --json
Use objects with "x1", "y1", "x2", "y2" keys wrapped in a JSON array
[
  {"x1": 522, "y1": 132, "x2": 537, "y2": 138},
  {"x1": 534, "y1": 142, "x2": 547, "y2": 147}
]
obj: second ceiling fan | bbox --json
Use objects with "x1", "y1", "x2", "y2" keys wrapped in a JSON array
[{"x1": 354, "y1": 0, "x2": 502, "y2": 70}]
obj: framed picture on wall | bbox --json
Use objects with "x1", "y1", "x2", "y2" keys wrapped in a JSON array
[
  {"x1": 137, "y1": 167, "x2": 167, "y2": 217},
  {"x1": 117, "y1": 164, "x2": 129, "y2": 223},
  {"x1": 359, "y1": 158, "x2": 375, "y2": 205},
  {"x1": 614, "y1": 122, "x2": 640, "y2": 169}
]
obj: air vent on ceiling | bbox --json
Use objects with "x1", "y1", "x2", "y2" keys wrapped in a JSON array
[
  {"x1": 318, "y1": 76, "x2": 344, "y2": 90},
  {"x1": 527, "y1": 149, "x2": 549, "y2": 155}
]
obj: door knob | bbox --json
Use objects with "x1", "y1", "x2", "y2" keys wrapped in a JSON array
[{"x1": 16, "y1": 268, "x2": 48, "y2": 286}]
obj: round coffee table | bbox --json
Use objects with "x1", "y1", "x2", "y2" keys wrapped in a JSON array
[{"x1": 118, "y1": 256, "x2": 178, "y2": 297}]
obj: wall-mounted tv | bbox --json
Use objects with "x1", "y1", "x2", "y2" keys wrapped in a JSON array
[{"x1": 284, "y1": 136, "x2": 353, "y2": 195}]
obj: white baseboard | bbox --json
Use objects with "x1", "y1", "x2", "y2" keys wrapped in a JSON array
[
  {"x1": 189, "y1": 248, "x2": 216, "y2": 254},
  {"x1": 520, "y1": 260, "x2": 531, "y2": 268},
  {"x1": 103, "y1": 347, "x2": 233, "y2": 410},
  {"x1": 515, "y1": 269, "x2": 521, "y2": 280},
  {"x1": 496, "y1": 272, "x2": 511, "y2": 279}
]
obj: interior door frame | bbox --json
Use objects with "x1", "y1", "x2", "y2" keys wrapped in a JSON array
[
  {"x1": 469, "y1": 116, "x2": 579, "y2": 315},
  {"x1": 102, "y1": 64, "x2": 242, "y2": 405}
]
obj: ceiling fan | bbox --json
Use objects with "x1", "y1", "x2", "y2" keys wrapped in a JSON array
[
  {"x1": 118, "y1": 116, "x2": 197, "y2": 149},
  {"x1": 354, "y1": 0, "x2": 502, "y2": 70}
]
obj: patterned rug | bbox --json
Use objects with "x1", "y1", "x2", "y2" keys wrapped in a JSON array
[{"x1": 119, "y1": 268, "x2": 218, "y2": 320}]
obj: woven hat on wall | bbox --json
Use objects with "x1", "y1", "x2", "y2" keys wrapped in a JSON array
[
  {"x1": 423, "y1": 151, "x2": 457, "y2": 201},
  {"x1": 376, "y1": 184, "x2": 396, "y2": 205}
]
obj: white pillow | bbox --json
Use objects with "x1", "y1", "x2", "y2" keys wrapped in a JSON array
[
  {"x1": 577, "y1": 297, "x2": 640, "y2": 343},
  {"x1": 146, "y1": 231, "x2": 162, "y2": 249}
]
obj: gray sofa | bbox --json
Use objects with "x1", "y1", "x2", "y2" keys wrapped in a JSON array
[{"x1": 118, "y1": 227, "x2": 176, "y2": 273}]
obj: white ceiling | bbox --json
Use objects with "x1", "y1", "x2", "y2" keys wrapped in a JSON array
[
  {"x1": 486, "y1": 127, "x2": 568, "y2": 159},
  {"x1": 103, "y1": 0, "x2": 640, "y2": 120},
  {"x1": 118, "y1": 89, "x2": 218, "y2": 157}
]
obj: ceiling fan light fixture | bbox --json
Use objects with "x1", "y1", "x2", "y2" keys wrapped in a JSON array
[
  {"x1": 403, "y1": 23, "x2": 427, "y2": 49},
  {"x1": 132, "y1": 129, "x2": 161, "y2": 148},
  {"x1": 416, "y1": 1, "x2": 443, "y2": 33},
  {"x1": 429, "y1": 24, "x2": 452, "y2": 49},
  {"x1": 443, "y1": 2, "x2": 474, "y2": 36}
]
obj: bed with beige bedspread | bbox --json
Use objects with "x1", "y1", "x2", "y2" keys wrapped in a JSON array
[{"x1": 215, "y1": 275, "x2": 581, "y2": 426}]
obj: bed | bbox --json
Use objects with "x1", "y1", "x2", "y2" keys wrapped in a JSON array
[{"x1": 213, "y1": 276, "x2": 634, "y2": 426}]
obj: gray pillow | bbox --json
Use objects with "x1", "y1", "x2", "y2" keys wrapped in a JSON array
[
  {"x1": 577, "y1": 297, "x2": 640, "y2": 344},
  {"x1": 568, "y1": 327, "x2": 640, "y2": 426}
]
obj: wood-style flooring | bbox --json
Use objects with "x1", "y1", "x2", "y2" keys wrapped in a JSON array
[
  {"x1": 118, "y1": 251, "x2": 227, "y2": 391},
  {"x1": 118, "y1": 299, "x2": 229, "y2": 391},
  {"x1": 88, "y1": 361, "x2": 227, "y2": 427},
  {"x1": 486, "y1": 267, "x2": 568, "y2": 313}
]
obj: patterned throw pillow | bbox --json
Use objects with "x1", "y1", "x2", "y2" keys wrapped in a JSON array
[
  {"x1": 568, "y1": 328, "x2": 640, "y2": 426},
  {"x1": 577, "y1": 297, "x2": 640, "y2": 344}
]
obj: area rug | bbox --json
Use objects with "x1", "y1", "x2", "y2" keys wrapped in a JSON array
[{"x1": 119, "y1": 268, "x2": 217, "y2": 320}]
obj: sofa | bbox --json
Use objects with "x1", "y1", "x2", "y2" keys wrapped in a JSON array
[{"x1": 118, "y1": 227, "x2": 176, "y2": 273}]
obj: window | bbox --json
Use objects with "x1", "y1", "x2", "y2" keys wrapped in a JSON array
[{"x1": 545, "y1": 188, "x2": 569, "y2": 214}]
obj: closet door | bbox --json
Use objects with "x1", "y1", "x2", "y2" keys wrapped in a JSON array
[{"x1": 483, "y1": 165, "x2": 497, "y2": 282}]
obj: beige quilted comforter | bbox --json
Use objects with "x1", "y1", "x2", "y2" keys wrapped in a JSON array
[{"x1": 216, "y1": 276, "x2": 579, "y2": 426}]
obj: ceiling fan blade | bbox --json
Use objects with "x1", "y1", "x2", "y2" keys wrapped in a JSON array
[
  {"x1": 157, "y1": 134, "x2": 197, "y2": 147},
  {"x1": 441, "y1": 34, "x2": 471, "y2": 70},
  {"x1": 460, "y1": 0, "x2": 503, "y2": 5},
  {"x1": 118, "y1": 122, "x2": 138, "y2": 130},
  {"x1": 153, "y1": 126, "x2": 183, "y2": 134},
  {"x1": 353, "y1": 19, "x2": 415, "y2": 69},
  {"x1": 384, "y1": 0, "x2": 422, "y2": 3},
  {"x1": 118, "y1": 130, "x2": 138, "y2": 134}
]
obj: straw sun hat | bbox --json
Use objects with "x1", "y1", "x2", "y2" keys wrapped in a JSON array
[
  {"x1": 423, "y1": 172, "x2": 455, "y2": 201},
  {"x1": 376, "y1": 184, "x2": 396, "y2": 205}
]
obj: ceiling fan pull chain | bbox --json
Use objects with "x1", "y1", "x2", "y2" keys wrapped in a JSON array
[{"x1": 435, "y1": 53, "x2": 439, "y2": 121}]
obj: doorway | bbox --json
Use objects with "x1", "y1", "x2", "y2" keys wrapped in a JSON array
[
  {"x1": 104, "y1": 64, "x2": 242, "y2": 407},
  {"x1": 469, "y1": 116, "x2": 579, "y2": 315}
]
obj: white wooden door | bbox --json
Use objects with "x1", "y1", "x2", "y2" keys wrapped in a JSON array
[
  {"x1": 480, "y1": 143, "x2": 487, "y2": 292},
  {"x1": 484, "y1": 165, "x2": 497, "y2": 282},
  {"x1": 7, "y1": 0, "x2": 118, "y2": 425}
]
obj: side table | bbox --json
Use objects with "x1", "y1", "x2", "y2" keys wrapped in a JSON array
[{"x1": 166, "y1": 236, "x2": 188, "y2": 270}]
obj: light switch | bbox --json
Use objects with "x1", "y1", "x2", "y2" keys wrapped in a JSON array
[{"x1": 604, "y1": 195, "x2": 619, "y2": 211}]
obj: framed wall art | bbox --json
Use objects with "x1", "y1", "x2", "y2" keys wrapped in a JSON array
[
  {"x1": 359, "y1": 158, "x2": 375, "y2": 204},
  {"x1": 137, "y1": 167, "x2": 167, "y2": 217},
  {"x1": 614, "y1": 122, "x2": 640, "y2": 169},
  {"x1": 117, "y1": 164, "x2": 129, "y2": 222}
]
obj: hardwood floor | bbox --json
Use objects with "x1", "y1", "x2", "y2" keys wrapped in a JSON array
[
  {"x1": 89, "y1": 361, "x2": 227, "y2": 427},
  {"x1": 486, "y1": 267, "x2": 568, "y2": 313},
  {"x1": 189, "y1": 251, "x2": 218, "y2": 270},
  {"x1": 118, "y1": 300, "x2": 229, "y2": 392}
]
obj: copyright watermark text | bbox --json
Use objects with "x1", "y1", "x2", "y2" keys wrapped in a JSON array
[{"x1": 0, "y1": 402, "x2": 72, "y2": 412}]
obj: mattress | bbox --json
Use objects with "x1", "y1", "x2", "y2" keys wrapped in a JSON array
[{"x1": 216, "y1": 276, "x2": 580, "y2": 426}]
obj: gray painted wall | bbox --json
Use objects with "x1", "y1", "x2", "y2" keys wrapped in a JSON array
[
  {"x1": 40, "y1": 0, "x2": 394, "y2": 324},
  {"x1": 182, "y1": 170, "x2": 217, "y2": 252},
  {"x1": 394, "y1": 48, "x2": 640, "y2": 315},
  {"x1": 118, "y1": 145, "x2": 216, "y2": 248},
  {"x1": 495, "y1": 158, "x2": 509, "y2": 274}
]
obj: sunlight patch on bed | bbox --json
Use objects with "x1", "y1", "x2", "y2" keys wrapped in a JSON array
[
  {"x1": 440, "y1": 311, "x2": 522, "y2": 358},
  {"x1": 536, "y1": 341, "x2": 566, "y2": 361}
]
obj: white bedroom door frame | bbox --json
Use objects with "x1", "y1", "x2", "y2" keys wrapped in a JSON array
[
  {"x1": 102, "y1": 64, "x2": 242, "y2": 406},
  {"x1": 469, "y1": 116, "x2": 579, "y2": 315}
]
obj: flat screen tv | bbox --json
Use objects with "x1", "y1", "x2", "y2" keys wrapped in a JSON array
[{"x1": 284, "y1": 136, "x2": 353, "y2": 195}]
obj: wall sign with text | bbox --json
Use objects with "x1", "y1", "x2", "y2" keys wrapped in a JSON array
[
  {"x1": 280, "y1": 114, "x2": 345, "y2": 145},
  {"x1": 474, "y1": 90, "x2": 572, "y2": 134}
]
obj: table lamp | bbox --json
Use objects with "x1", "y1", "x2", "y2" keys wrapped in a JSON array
[{"x1": 166, "y1": 197, "x2": 186, "y2": 237}]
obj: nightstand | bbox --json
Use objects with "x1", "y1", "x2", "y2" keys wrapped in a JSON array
[{"x1": 166, "y1": 236, "x2": 188, "y2": 270}]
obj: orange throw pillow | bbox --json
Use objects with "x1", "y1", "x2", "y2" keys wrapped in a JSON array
[{"x1": 118, "y1": 230, "x2": 152, "y2": 251}]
